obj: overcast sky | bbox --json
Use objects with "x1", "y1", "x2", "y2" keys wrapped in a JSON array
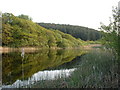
[{"x1": 0, "y1": 0, "x2": 119, "y2": 30}]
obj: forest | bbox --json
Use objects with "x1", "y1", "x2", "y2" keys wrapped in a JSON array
[
  {"x1": 2, "y1": 7, "x2": 119, "y2": 52},
  {"x1": 38, "y1": 23, "x2": 102, "y2": 41},
  {"x1": 2, "y1": 13, "x2": 83, "y2": 48}
]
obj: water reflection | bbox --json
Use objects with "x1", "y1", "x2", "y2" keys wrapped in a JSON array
[
  {"x1": 2, "y1": 49, "x2": 85, "y2": 88},
  {"x1": 0, "y1": 53, "x2": 2, "y2": 89},
  {"x1": 21, "y1": 48, "x2": 25, "y2": 58},
  {"x1": 2, "y1": 47, "x2": 118, "y2": 88},
  {"x1": 3, "y1": 68, "x2": 76, "y2": 88}
]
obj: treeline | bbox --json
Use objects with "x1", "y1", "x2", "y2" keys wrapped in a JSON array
[
  {"x1": 2, "y1": 13, "x2": 83, "y2": 48},
  {"x1": 38, "y1": 23, "x2": 102, "y2": 41}
]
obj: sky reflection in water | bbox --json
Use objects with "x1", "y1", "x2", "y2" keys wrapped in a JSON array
[{"x1": 3, "y1": 68, "x2": 76, "y2": 88}]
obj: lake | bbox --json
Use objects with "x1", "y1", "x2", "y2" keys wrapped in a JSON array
[{"x1": 1, "y1": 47, "x2": 118, "y2": 88}]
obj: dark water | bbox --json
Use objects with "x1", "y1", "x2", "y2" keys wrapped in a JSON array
[
  {"x1": 2, "y1": 48, "x2": 118, "y2": 88},
  {"x1": 2, "y1": 49, "x2": 85, "y2": 88}
]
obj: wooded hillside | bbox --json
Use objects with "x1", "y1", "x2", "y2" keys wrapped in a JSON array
[
  {"x1": 38, "y1": 23, "x2": 102, "y2": 41},
  {"x1": 2, "y1": 13, "x2": 83, "y2": 48}
]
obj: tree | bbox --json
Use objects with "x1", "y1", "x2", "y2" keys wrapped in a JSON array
[
  {"x1": 18, "y1": 14, "x2": 32, "y2": 21},
  {"x1": 2, "y1": 13, "x2": 13, "y2": 24},
  {"x1": 100, "y1": 6, "x2": 119, "y2": 53}
]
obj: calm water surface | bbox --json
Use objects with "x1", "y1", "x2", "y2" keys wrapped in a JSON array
[
  {"x1": 2, "y1": 48, "x2": 118, "y2": 88},
  {"x1": 2, "y1": 49, "x2": 85, "y2": 88}
]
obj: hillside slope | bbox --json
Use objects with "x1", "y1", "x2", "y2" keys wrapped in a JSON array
[
  {"x1": 2, "y1": 13, "x2": 83, "y2": 48},
  {"x1": 38, "y1": 23, "x2": 102, "y2": 41}
]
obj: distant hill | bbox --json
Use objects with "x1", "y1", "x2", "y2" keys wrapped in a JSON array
[
  {"x1": 2, "y1": 13, "x2": 83, "y2": 48},
  {"x1": 38, "y1": 23, "x2": 102, "y2": 41}
]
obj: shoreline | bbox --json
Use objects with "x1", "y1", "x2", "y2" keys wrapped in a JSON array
[
  {"x1": 0, "y1": 44, "x2": 102, "y2": 53},
  {"x1": 0, "y1": 47, "x2": 39, "y2": 53},
  {"x1": 0, "y1": 46, "x2": 81, "y2": 53},
  {"x1": 83, "y1": 44, "x2": 102, "y2": 50}
]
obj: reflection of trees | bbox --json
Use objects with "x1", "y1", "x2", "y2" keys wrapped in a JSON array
[
  {"x1": 2, "y1": 49, "x2": 85, "y2": 85},
  {"x1": 0, "y1": 54, "x2": 2, "y2": 87}
]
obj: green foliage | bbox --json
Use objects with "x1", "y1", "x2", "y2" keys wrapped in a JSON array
[
  {"x1": 100, "y1": 7, "x2": 119, "y2": 53},
  {"x1": 2, "y1": 13, "x2": 14, "y2": 24},
  {"x1": 38, "y1": 23, "x2": 102, "y2": 41},
  {"x1": 17, "y1": 14, "x2": 32, "y2": 21},
  {"x1": 2, "y1": 13, "x2": 83, "y2": 48},
  {"x1": 2, "y1": 24, "x2": 14, "y2": 46}
]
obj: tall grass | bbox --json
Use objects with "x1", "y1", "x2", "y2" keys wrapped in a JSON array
[{"x1": 31, "y1": 48, "x2": 118, "y2": 88}]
